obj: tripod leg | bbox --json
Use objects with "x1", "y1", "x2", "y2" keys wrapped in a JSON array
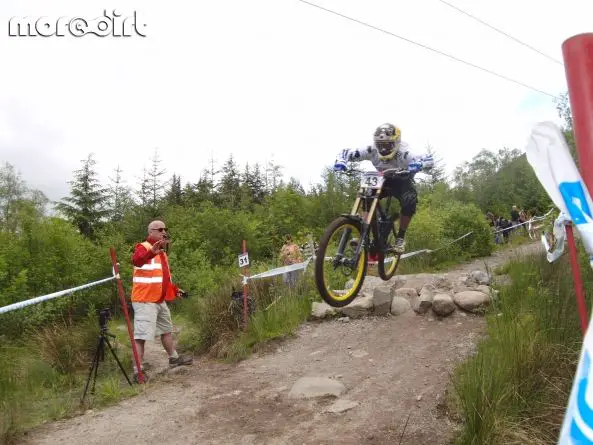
[
  {"x1": 81, "y1": 335, "x2": 102, "y2": 404},
  {"x1": 91, "y1": 336, "x2": 104, "y2": 395},
  {"x1": 104, "y1": 335, "x2": 133, "y2": 386}
]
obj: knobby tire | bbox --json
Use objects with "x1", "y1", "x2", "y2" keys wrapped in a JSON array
[{"x1": 314, "y1": 216, "x2": 367, "y2": 307}]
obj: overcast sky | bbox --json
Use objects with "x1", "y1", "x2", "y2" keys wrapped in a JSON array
[{"x1": 1, "y1": 0, "x2": 591, "y2": 203}]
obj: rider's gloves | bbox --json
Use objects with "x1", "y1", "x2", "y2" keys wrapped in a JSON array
[
  {"x1": 334, "y1": 160, "x2": 347, "y2": 172},
  {"x1": 408, "y1": 162, "x2": 423, "y2": 174},
  {"x1": 420, "y1": 155, "x2": 434, "y2": 171}
]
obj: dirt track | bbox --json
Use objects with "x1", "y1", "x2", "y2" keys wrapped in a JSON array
[{"x1": 19, "y1": 242, "x2": 544, "y2": 445}]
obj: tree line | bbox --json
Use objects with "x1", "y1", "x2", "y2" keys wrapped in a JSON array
[{"x1": 0, "y1": 97, "x2": 575, "y2": 338}]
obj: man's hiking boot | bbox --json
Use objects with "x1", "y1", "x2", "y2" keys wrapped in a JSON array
[{"x1": 169, "y1": 354, "x2": 193, "y2": 368}]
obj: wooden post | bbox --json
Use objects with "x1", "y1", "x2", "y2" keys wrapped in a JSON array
[
  {"x1": 109, "y1": 248, "x2": 145, "y2": 384},
  {"x1": 242, "y1": 240, "x2": 249, "y2": 331}
]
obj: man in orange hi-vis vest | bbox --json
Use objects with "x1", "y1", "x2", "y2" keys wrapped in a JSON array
[{"x1": 131, "y1": 219, "x2": 193, "y2": 382}]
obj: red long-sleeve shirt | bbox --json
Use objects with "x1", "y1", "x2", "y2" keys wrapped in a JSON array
[{"x1": 132, "y1": 239, "x2": 173, "y2": 303}]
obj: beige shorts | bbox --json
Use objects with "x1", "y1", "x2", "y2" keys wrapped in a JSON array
[{"x1": 132, "y1": 301, "x2": 173, "y2": 341}]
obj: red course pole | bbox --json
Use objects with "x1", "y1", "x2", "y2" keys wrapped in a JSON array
[
  {"x1": 562, "y1": 33, "x2": 593, "y2": 335},
  {"x1": 242, "y1": 240, "x2": 249, "y2": 331},
  {"x1": 566, "y1": 225, "x2": 588, "y2": 334},
  {"x1": 109, "y1": 248, "x2": 145, "y2": 384}
]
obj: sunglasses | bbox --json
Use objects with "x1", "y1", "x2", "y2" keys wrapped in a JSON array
[{"x1": 151, "y1": 227, "x2": 168, "y2": 232}]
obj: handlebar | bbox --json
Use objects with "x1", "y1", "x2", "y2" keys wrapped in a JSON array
[
  {"x1": 381, "y1": 168, "x2": 410, "y2": 177},
  {"x1": 334, "y1": 162, "x2": 410, "y2": 178}
]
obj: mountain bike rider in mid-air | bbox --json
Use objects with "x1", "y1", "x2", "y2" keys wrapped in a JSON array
[{"x1": 333, "y1": 122, "x2": 434, "y2": 255}]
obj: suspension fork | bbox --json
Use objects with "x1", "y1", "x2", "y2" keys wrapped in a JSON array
[
  {"x1": 334, "y1": 194, "x2": 377, "y2": 267},
  {"x1": 334, "y1": 191, "x2": 363, "y2": 263},
  {"x1": 335, "y1": 227, "x2": 352, "y2": 263},
  {"x1": 354, "y1": 196, "x2": 379, "y2": 261}
]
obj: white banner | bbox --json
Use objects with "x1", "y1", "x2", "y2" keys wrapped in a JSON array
[
  {"x1": 526, "y1": 122, "x2": 593, "y2": 257},
  {"x1": 524, "y1": 121, "x2": 593, "y2": 445}
]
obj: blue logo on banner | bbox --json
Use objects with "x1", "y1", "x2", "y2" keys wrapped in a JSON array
[
  {"x1": 559, "y1": 181, "x2": 593, "y2": 225},
  {"x1": 570, "y1": 351, "x2": 593, "y2": 443}
]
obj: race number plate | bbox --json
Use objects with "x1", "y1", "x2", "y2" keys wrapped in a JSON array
[{"x1": 360, "y1": 172, "x2": 384, "y2": 189}]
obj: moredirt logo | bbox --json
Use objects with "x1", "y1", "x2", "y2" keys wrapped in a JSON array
[{"x1": 7, "y1": 10, "x2": 147, "y2": 38}]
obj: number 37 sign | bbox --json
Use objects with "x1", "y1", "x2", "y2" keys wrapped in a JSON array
[{"x1": 238, "y1": 252, "x2": 249, "y2": 268}]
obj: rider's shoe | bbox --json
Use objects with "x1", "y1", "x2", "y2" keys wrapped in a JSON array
[{"x1": 393, "y1": 238, "x2": 406, "y2": 254}]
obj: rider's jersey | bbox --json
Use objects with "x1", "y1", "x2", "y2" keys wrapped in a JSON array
[{"x1": 337, "y1": 142, "x2": 434, "y2": 175}]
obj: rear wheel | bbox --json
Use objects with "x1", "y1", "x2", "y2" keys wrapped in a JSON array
[
  {"x1": 377, "y1": 222, "x2": 401, "y2": 280},
  {"x1": 314, "y1": 216, "x2": 367, "y2": 307}
]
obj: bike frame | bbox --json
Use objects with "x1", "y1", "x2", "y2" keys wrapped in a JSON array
[{"x1": 335, "y1": 171, "x2": 394, "y2": 267}]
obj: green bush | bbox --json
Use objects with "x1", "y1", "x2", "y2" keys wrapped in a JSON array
[
  {"x1": 441, "y1": 201, "x2": 495, "y2": 258},
  {"x1": 0, "y1": 218, "x2": 117, "y2": 339},
  {"x1": 406, "y1": 207, "x2": 445, "y2": 252},
  {"x1": 404, "y1": 199, "x2": 494, "y2": 267}
]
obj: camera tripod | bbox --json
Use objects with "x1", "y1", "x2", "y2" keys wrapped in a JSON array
[{"x1": 81, "y1": 310, "x2": 133, "y2": 404}]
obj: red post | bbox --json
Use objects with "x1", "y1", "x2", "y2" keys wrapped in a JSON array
[
  {"x1": 242, "y1": 240, "x2": 249, "y2": 331},
  {"x1": 566, "y1": 225, "x2": 588, "y2": 334},
  {"x1": 562, "y1": 33, "x2": 593, "y2": 336},
  {"x1": 562, "y1": 34, "x2": 593, "y2": 193},
  {"x1": 109, "y1": 248, "x2": 145, "y2": 384}
]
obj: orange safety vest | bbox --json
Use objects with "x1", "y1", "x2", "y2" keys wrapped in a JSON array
[{"x1": 131, "y1": 241, "x2": 177, "y2": 303}]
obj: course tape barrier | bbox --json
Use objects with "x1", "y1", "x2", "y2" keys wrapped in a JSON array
[
  {"x1": 0, "y1": 275, "x2": 116, "y2": 315},
  {"x1": 492, "y1": 208, "x2": 554, "y2": 234},
  {"x1": 241, "y1": 230, "x2": 475, "y2": 283},
  {"x1": 242, "y1": 258, "x2": 313, "y2": 285}
]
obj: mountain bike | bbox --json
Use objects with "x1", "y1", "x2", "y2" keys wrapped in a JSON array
[{"x1": 314, "y1": 166, "x2": 408, "y2": 307}]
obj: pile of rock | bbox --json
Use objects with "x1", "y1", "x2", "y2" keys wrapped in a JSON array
[{"x1": 311, "y1": 270, "x2": 500, "y2": 320}]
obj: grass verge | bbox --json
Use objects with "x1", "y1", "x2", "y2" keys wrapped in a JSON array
[
  {"x1": 449, "y1": 246, "x2": 590, "y2": 444},
  {"x1": 0, "y1": 312, "x2": 141, "y2": 445},
  {"x1": 176, "y1": 270, "x2": 315, "y2": 362}
]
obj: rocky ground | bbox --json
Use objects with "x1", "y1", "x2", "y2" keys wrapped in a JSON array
[{"x1": 18, "y1": 242, "x2": 544, "y2": 445}]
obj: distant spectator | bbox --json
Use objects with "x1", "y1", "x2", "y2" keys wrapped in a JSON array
[
  {"x1": 496, "y1": 216, "x2": 512, "y2": 243},
  {"x1": 510, "y1": 205, "x2": 520, "y2": 228},
  {"x1": 279, "y1": 234, "x2": 303, "y2": 287},
  {"x1": 519, "y1": 208, "x2": 529, "y2": 235}
]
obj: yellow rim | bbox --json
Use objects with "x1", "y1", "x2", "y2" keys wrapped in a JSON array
[
  {"x1": 322, "y1": 223, "x2": 366, "y2": 302},
  {"x1": 383, "y1": 254, "x2": 400, "y2": 275},
  {"x1": 381, "y1": 223, "x2": 400, "y2": 275}
]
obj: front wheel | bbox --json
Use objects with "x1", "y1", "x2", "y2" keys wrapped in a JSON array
[{"x1": 314, "y1": 216, "x2": 368, "y2": 307}]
